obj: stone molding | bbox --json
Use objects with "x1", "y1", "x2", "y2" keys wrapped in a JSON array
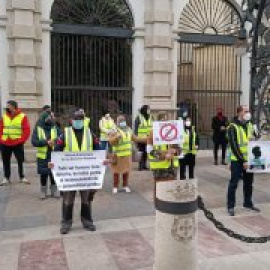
[
  {"x1": 145, "y1": 10, "x2": 173, "y2": 24},
  {"x1": 145, "y1": 60, "x2": 173, "y2": 73},
  {"x1": 145, "y1": 36, "x2": 173, "y2": 48},
  {"x1": 144, "y1": 85, "x2": 172, "y2": 97}
]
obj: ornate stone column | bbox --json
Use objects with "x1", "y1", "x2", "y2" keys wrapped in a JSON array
[
  {"x1": 144, "y1": 0, "x2": 177, "y2": 117},
  {"x1": 6, "y1": 0, "x2": 43, "y2": 128}
]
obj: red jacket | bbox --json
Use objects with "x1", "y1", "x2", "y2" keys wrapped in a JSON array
[{"x1": 0, "y1": 109, "x2": 30, "y2": 146}]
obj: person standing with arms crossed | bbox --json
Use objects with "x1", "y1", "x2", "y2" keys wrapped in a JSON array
[
  {"x1": 227, "y1": 105, "x2": 260, "y2": 216},
  {"x1": 0, "y1": 100, "x2": 30, "y2": 185}
]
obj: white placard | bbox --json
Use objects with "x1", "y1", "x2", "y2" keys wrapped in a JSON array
[
  {"x1": 248, "y1": 141, "x2": 270, "y2": 173},
  {"x1": 51, "y1": 151, "x2": 106, "y2": 191},
  {"x1": 153, "y1": 120, "x2": 184, "y2": 145}
]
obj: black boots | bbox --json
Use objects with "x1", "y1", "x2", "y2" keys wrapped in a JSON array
[
  {"x1": 60, "y1": 204, "x2": 73, "y2": 234},
  {"x1": 81, "y1": 203, "x2": 96, "y2": 231}
]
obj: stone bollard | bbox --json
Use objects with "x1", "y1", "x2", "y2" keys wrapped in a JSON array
[{"x1": 153, "y1": 179, "x2": 198, "y2": 270}]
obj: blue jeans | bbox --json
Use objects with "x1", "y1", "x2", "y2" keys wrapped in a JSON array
[{"x1": 227, "y1": 161, "x2": 254, "y2": 209}]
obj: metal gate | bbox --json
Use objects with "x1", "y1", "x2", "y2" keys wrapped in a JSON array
[
  {"x1": 50, "y1": 0, "x2": 133, "y2": 133},
  {"x1": 177, "y1": 0, "x2": 243, "y2": 147}
]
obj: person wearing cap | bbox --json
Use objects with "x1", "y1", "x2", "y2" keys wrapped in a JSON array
[
  {"x1": 134, "y1": 105, "x2": 154, "y2": 171},
  {"x1": 179, "y1": 117, "x2": 199, "y2": 180},
  {"x1": 32, "y1": 111, "x2": 61, "y2": 199},
  {"x1": 212, "y1": 108, "x2": 229, "y2": 165},
  {"x1": 0, "y1": 100, "x2": 30, "y2": 185},
  {"x1": 99, "y1": 111, "x2": 116, "y2": 150},
  {"x1": 52, "y1": 108, "x2": 101, "y2": 234},
  {"x1": 108, "y1": 115, "x2": 146, "y2": 194}
]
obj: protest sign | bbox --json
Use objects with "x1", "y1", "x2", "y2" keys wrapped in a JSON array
[
  {"x1": 153, "y1": 120, "x2": 184, "y2": 145},
  {"x1": 51, "y1": 151, "x2": 106, "y2": 191},
  {"x1": 248, "y1": 141, "x2": 270, "y2": 173}
]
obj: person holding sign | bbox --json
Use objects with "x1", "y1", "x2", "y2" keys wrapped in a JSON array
[
  {"x1": 179, "y1": 117, "x2": 199, "y2": 180},
  {"x1": 52, "y1": 108, "x2": 101, "y2": 234},
  {"x1": 109, "y1": 115, "x2": 147, "y2": 194},
  {"x1": 32, "y1": 111, "x2": 61, "y2": 199},
  {"x1": 147, "y1": 113, "x2": 181, "y2": 196},
  {"x1": 227, "y1": 105, "x2": 260, "y2": 216}
]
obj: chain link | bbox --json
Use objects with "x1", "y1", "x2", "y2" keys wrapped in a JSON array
[{"x1": 198, "y1": 196, "x2": 270, "y2": 243}]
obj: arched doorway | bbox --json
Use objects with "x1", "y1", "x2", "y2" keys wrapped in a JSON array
[
  {"x1": 50, "y1": 0, "x2": 134, "y2": 131},
  {"x1": 177, "y1": 0, "x2": 242, "y2": 148}
]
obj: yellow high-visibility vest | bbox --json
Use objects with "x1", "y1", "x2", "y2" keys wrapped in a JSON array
[
  {"x1": 84, "y1": 117, "x2": 91, "y2": 127},
  {"x1": 138, "y1": 114, "x2": 153, "y2": 138},
  {"x1": 1, "y1": 113, "x2": 25, "y2": 141},
  {"x1": 100, "y1": 118, "x2": 115, "y2": 140},
  {"x1": 149, "y1": 145, "x2": 179, "y2": 170},
  {"x1": 64, "y1": 127, "x2": 93, "y2": 152},
  {"x1": 112, "y1": 128, "x2": 132, "y2": 157},
  {"x1": 37, "y1": 127, "x2": 57, "y2": 159},
  {"x1": 230, "y1": 122, "x2": 253, "y2": 162},
  {"x1": 182, "y1": 127, "x2": 198, "y2": 155}
]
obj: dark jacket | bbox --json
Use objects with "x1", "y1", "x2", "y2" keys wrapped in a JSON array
[
  {"x1": 211, "y1": 115, "x2": 228, "y2": 143},
  {"x1": 32, "y1": 113, "x2": 62, "y2": 175}
]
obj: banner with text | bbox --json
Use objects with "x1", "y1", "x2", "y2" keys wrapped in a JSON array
[{"x1": 51, "y1": 151, "x2": 106, "y2": 191}]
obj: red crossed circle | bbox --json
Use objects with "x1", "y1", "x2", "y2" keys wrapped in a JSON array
[{"x1": 159, "y1": 123, "x2": 178, "y2": 142}]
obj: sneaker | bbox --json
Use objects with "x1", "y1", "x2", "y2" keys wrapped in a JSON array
[
  {"x1": 244, "y1": 206, "x2": 261, "y2": 213},
  {"x1": 112, "y1": 188, "x2": 118, "y2": 194},
  {"x1": 228, "y1": 208, "x2": 235, "y2": 216},
  {"x1": 20, "y1": 178, "x2": 30, "y2": 185},
  {"x1": 123, "y1": 186, "x2": 131, "y2": 193},
  {"x1": 0, "y1": 178, "x2": 10, "y2": 186}
]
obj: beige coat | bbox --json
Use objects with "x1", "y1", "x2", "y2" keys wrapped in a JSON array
[{"x1": 109, "y1": 128, "x2": 146, "y2": 174}]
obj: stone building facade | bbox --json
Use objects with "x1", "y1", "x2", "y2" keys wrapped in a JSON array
[{"x1": 0, "y1": 0, "x2": 249, "y2": 128}]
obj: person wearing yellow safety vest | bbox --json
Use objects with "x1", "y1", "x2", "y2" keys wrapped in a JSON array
[
  {"x1": 51, "y1": 108, "x2": 102, "y2": 234},
  {"x1": 99, "y1": 112, "x2": 116, "y2": 150},
  {"x1": 32, "y1": 111, "x2": 61, "y2": 199},
  {"x1": 227, "y1": 105, "x2": 260, "y2": 216},
  {"x1": 134, "y1": 105, "x2": 154, "y2": 171},
  {"x1": 0, "y1": 100, "x2": 30, "y2": 186},
  {"x1": 147, "y1": 113, "x2": 181, "y2": 198},
  {"x1": 109, "y1": 115, "x2": 146, "y2": 194},
  {"x1": 179, "y1": 117, "x2": 199, "y2": 180}
]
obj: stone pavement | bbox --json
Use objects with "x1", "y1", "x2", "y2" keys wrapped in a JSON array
[{"x1": 1, "y1": 151, "x2": 270, "y2": 269}]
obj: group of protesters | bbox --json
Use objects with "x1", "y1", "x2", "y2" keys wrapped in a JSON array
[{"x1": 0, "y1": 100, "x2": 261, "y2": 234}]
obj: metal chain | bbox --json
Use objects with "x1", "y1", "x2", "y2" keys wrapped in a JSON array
[{"x1": 198, "y1": 196, "x2": 270, "y2": 243}]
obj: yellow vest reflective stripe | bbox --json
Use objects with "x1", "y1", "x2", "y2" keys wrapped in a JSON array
[
  {"x1": 37, "y1": 127, "x2": 57, "y2": 159},
  {"x1": 183, "y1": 127, "x2": 197, "y2": 155},
  {"x1": 2, "y1": 113, "x2": 25, "y2": 141},
  {"x1": 100, "y1": 119, "x2": 115, "y2": 140},
  {"x1": 84, "y1": 117, "x2": 91, "y2": 127},
  {"x1": 149, "y1": 145, "x2": 172, "y2": 170},
  {"x1": 112, "y1": 128, "x2": 132, "y2": 157},
  {"x1": 64, "y1": 127, "x2": 93, "y2": 152},
  {"x1": 230, "y1": 123, "x2": 253, "y2": 162},
  {"x1": 138, "y1": 115, "x2": 153, "y2": 138}
]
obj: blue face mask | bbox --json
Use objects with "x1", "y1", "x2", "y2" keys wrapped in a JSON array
[{"x1": 72, "y1": 120, "x2": 84, "y2": 130}]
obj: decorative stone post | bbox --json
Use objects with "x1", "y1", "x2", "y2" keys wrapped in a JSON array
[{"x1": 154, "y1": 179, "x2": 198, "y2": 270}]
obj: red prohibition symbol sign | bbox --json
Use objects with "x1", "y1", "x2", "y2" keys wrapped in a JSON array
[{"x1": 159, "y1": 123, "x2": 178, "y2": 142}]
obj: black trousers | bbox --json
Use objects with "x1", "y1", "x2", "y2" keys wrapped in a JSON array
[
  {"x1": 227, "y1": 161, "x2": 254, "y2": 209},
  {"x1": 179, "y1": 154, "x2": 196, "y2": 180},
  {"x1": 1, "y1": 144, "x2": 25, "y2": 180},
  {"x1": 62, "y1": 190, "x2": 96, "y2": 226},
  {"x1": 40, "y1": 172, "x2": 55, "y2": 187},
  {"x1": 137, "y1": 143, "x2": 147, "y2": 169},
  {"x1": 214, "y1": 141, "x2": 227, "y2": 162}
]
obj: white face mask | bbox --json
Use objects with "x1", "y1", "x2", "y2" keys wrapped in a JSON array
[
  {"x1": 119, "y1": 121, "x2": 126, "y2": 128},
  {"x1": 243, "y1": 112, "x2": 251, "y2": 122},
  {"x1": 185, "y1": 121, "x2": 191, "y2": 127}
]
